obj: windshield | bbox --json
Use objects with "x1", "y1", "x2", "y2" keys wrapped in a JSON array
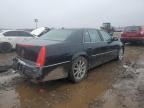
[
  {"x1": 124, "y1": 26, "x2": 140, "y2": 32},
  {"x1": 39, "y1": 29, "x2": 74, "y2": 41}
]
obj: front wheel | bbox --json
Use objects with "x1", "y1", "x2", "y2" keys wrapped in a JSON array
[
  {"x1": 117, "y1": 48, "x2": 124, "y2": 61},
  {"x1": 69, "y1": 56, "x2": 88, "y2": 83}
]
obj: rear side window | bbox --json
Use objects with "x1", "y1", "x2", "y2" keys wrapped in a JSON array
[
  {"x1": 124, "y1": 26, "x2": 140, "y2": 32},
  {"x1": 88, "y1": 30, "x2": 101, "y2": 42},
  {"x1": 100, "y1": 31, "x2": 111, "y2": 41},
  {"x1": 40, "y1": 30, "x2": 74, "y2": 41},
  {"x1": 17, "y1": 31, "x2": 33, "y2": 37},
  {"x1": 83, "y1": 31, "x2": 91, "y2": 42},
  {"x1": 4, "y1": 31, "x2": 17, "y2": 36}
]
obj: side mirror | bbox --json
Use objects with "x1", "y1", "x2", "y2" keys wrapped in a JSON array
[
  {"x1": 112, "y1": 37, "x2": 119, "y2": 41},
  {"x1": 109, "y1": 33, "x2": 113, "y2": 36}
]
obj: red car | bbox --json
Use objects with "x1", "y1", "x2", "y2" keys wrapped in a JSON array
[{"x1": 121, "y1": 26, "x2": 144, "y2": 44}]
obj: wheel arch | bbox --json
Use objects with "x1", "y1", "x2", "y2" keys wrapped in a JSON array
[
  {"x1": 72, "y1": 52, "x2": 90, "y2": 67},
  {"x1": 0, "y1": 42, "x2": 14, "y2": 48},
  {"x1": 0, "y1": 42, "x2": 13, "y2": 53}
]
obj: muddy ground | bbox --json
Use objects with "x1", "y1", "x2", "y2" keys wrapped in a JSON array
[{"x1": 0, "y1": 45, "x2": 144, "y2": 108}]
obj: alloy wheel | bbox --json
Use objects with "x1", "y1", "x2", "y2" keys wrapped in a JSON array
[{"x1": 72, "y1": 57, "x2": 87, "y2": 81}]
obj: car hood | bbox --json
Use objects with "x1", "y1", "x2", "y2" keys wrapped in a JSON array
[{"x1": 31, "y1": 27, "x2": 46, "y2": 36}]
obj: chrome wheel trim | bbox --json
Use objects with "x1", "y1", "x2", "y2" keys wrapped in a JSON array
[
  {"x1": 72, "y1": 59, "x2": 87, "y2": 80},
  {"x1": 118, "y1": 49, "x2": 123, "y2": 60}
]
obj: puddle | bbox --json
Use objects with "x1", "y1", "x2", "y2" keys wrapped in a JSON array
[{"x1": 0, "y1": 89, "x2": 20, "y2": 108}]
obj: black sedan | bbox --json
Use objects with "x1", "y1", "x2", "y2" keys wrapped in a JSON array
[{"x1": 13, "y1": 29, "x2": 124, "y2": 83}]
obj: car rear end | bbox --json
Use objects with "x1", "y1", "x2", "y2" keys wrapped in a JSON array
[
  {"x1": 12, "y1": 29, "x2": 77, "y2": 82},
  {"x1": 13, "y1": 44, "x2": 47, "y2": 82},
  {"x1": 121, "y1": 26, "x2": 144, "y2": 43}
]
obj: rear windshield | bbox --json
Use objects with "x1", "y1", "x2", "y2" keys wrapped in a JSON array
[
  {"x1": 124, "y1": 26, "x2": 141, "y2": 32},
  {"x1": 39, "y1": 29, "x2": 74, "y2": 41}
]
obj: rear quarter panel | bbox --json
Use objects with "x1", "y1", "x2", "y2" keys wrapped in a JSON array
[
  {"x1": 45, "y1": 43, "x2": 72, "y2": 66},
  {"x1": 42, "y1": 42, "x2": 85, "y2": 78},
  {"x1": 44, "y1": 41, "x2": 85, "y2": 66}
]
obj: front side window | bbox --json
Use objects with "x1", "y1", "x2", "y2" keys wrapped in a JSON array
[
  {"x1": 83, "y1": 31, "x2": 91, "y2": 43},
  {"x1": 100, "y1": 31, "x2": 111, "y2": 41},
  {"x1": 88, "y1": 29, "x2": 101, "y2": 42}
]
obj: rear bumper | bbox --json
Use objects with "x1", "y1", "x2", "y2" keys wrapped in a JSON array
[
  {"x1": 12, "y1": 58, "x2": 70, "y2": 82},
  {"x1": 13, "y1": 58, "x2": 42, "y2": 80}
]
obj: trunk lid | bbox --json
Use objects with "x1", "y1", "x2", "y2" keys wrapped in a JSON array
[
  {"x1": 16, "y1": 44, "x2": 41, "y2": 62},
  {"x1": 16, "y1": 39, "x2": 62, "y2": 62}
]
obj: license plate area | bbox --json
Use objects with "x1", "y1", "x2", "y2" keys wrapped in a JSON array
[
  {"x1": 13, "y1": 58, "x2": 27, "y2": 74},
  {"x1": 13, "y1": 58, "x2": 41, "y2": 79}
]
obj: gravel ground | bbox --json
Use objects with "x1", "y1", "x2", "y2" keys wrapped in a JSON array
[
  {"x1": 89, "y1": 44, "x2": 144, "y2": 108},
  {"x1": 0, "y1": 44, "x2": 144, "y2": 108}
]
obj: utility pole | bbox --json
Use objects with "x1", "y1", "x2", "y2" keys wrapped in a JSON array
[{"x1": 34, "y1": 19, "x2": 38, "y2": 28}]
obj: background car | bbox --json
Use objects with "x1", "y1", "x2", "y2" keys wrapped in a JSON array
[
  {"x1": 121, "y1": 26, "x2": 144, "y2": 44},
  {"x1": 31, "y1": 27, "x2": 50, "y2": 37},
  {"x1": 0, "y1": 30, "x2": 35, "y2": 53},
  {"x1": 13, "y1": 29, "x2": 124, "y2": 83}
]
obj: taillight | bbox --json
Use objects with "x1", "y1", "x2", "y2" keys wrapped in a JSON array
[
  {"x1": 36, "y1": 46, "x2": 46, "y2": 67},
  {"x1": 140, "y1": 31, "x2": 144, "y2": 35}
]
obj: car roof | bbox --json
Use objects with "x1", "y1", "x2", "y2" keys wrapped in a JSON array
[
  {"x1": 53, "y1": 28, "x2": 99, "y2": 31},
  {"x1": 125, "y1": 26, "x2": 141, "y2": 28},
  {"x1": 0, "y1": 30, "x2": 29, "y2": 33}
]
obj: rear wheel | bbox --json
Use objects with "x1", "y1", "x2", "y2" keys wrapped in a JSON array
[
  {"x1": 69, "y1": 56, "x2": 88, "y2": 83},
  {"x1": 0, "y1": 42, "x2": 12, "y2": 53}
]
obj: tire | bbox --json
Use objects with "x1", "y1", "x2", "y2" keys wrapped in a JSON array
[
  {"x1": 116, "y1": 48, "x2": 124, "y2": 61},
  {"x1": 0, "y1": 42, "x2": 12, "y2": 53},
  {"x1": 69, "y1": 56, "x2": 88, "y2": 83}
]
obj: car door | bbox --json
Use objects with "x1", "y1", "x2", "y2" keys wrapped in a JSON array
[
  {"x1": 98, "y1": 30, "x2": 118, "y2": 62},
  {"x1": 3, "y1": 31, "x2": 18, "y2": 47},
  {"x1": 83, "y1": 29, "x2": 104, "y2": 68}
]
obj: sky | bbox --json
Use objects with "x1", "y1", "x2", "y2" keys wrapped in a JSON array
[{"x1": 0, "y1": 0, "x2": 144, "y2": 29}]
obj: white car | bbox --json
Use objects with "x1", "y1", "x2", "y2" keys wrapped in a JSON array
[
  {"x1": 31, "y1": 27, "x2": 50, "y2": 37},
  {"x1": 0, "y1": 30, "x2": 35, "y2": 53}
]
